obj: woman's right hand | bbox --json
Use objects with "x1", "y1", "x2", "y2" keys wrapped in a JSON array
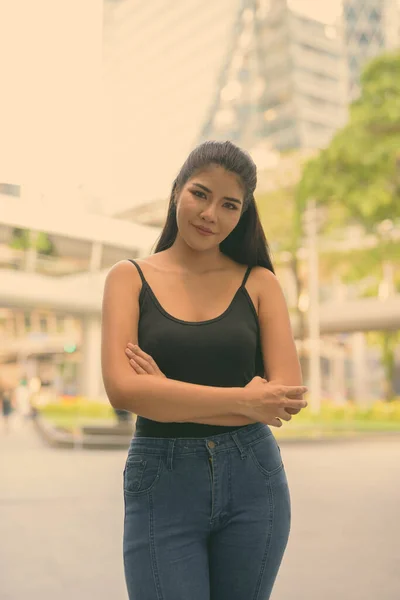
[{"x1": 240, "y1": 376, "x2": 308, "y2": 427}]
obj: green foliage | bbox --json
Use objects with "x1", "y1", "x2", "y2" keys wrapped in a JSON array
[
  {"x1": 256, "y1": 149, "x2": 315, "y2": 252},
  {"x1": 9, "y1": 228, "x2": 56, "y2": 255},
  {"x1": 36, "y1": 232, "x2": 55, "y2": 255},
  {"x1": 297, "y1": 51, "x2": 400, "y2": 228},
  {"x1": 10, "y1": 228, "x2": 30, "y2": 250},
  {"x1": 353, "y1": 51, "x2": 400, "y2": 134},
  {"x1": 256, "y1": 187, "x2": 299, "y2": 253},
  {"x1": 40, "y1": 399, "x2": 115, "y2": 419},
  {"x1": 293, "y1": 399, "x2": 400, "y2": 423},
  {"x1": 259, "y1": 54, "x2": 400, "y2": 400},
  {"x1": 319, "y1": 240, "x2": 400, "y2": 285}
]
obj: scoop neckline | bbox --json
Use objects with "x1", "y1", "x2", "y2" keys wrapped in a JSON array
[{"x1": 142, "y1": 283, "x2": 245, "y2": 326}]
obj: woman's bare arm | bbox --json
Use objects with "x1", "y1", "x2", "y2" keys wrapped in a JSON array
[
  {"x1": 256, "y1": 267, "x2": 304, "y2": 388},
  {"x1": 101, "y1": 261, "x2": 247, "y2": 424}
]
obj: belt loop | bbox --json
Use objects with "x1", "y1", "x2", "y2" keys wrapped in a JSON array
[
  {"x1": 230, "y1": 432, "x2": 247, "y2": 460},
  {"x1": 167, "y1": 440, "x2": 175, "y2": 471}
]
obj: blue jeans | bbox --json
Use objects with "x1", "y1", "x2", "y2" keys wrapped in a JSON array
[{"x1": 123, "y1": 422, "x2": 291, "y2": 599}]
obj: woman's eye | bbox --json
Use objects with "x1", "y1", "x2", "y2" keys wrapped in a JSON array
[
  {"x1": 225, "y1": 202, "x2": 238, "y2": 211},
  {"x1": 191, "y1": 190, "x2": 206, "y2": 199}
]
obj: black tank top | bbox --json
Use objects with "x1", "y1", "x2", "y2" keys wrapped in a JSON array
[{"x1": 128, "y1": 259, "x2": 264, "y2": 438}]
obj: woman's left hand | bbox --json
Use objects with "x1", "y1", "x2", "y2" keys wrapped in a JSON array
[{"x1": 125, "y1": 343, "x2": 166, "y2": 377}]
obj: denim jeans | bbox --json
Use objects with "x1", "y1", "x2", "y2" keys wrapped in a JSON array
[{"x1": 123, "y1": 422, "x2": 291, "y2": 600}]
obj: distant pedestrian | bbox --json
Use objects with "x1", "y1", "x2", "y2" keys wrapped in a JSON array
[
  {"x1": 14, "y1": 381, "x2": 33, "y2": 425},
  {"x1": 1, "y1": 388, "x2": 14, "y2": 433}
]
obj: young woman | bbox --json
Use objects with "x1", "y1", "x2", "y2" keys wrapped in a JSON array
[{"x1": 101, "y1": 140, "x2": 308, "y2": 599}]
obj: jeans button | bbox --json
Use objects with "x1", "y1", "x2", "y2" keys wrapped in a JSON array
[{"x1": 207, "y1": 441, "x2": 216, "y2": 449}]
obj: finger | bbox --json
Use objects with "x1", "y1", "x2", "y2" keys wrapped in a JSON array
[
  {"x1": 129, "y1": 344, "x2": 152, "y2": 362},
  {"x1": 125, "y1": 348, "x2": 154, "y2": 374},
  {"x1": 282, "y1": 398, "x2": 308, "y2": 410},
  {"x1": 128, "y1": 344, "x2": 165, "y2": 377},
  {"x1": 125, "y1": 346, "x2": 154, "y2": 371},
  {"x1": 269, "y1": 418, "x2": 282, "y2": 428},
  {"x1": 283, "y1": 386, "x2": 308, "y2": 398},
  {"x1": 130, "y1": 353, "x2": 155, "y2": 374},
  {"x1": 285, "y1": 407, "x2": 301, "y2": 415},
  {"x1": 127, "y1": 354, "x2": 137, "y2": 371},
  {"x1": 277, "y1": 410, "x2": 292, "y2": 422},
  {"x1": 125, "y1": 348, "x2": 135, "y2": 360},
  {"x1": 129, "y1": 345, "x2": 159, "y2": 371},
  {"x1": 129, "y1": 358, "x2": 147, "y2": 375}
]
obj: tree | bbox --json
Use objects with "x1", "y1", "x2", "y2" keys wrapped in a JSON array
[
  {"x1": 256, "y1": 150, "x2": 316, "y2": 379},
  {"x1": 319, "y1": 241, "x2": 400, "y2": 401},
  {"x1": 295, "y1": 51, "x2": 400, "y2": 398},
  {"x1": 297, "y1": 51, "x2": 400, "y2": 227}
]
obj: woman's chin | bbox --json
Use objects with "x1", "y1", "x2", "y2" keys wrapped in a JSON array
[{"x1": 184, "y1": 236, "x2": 218, "y2": 252}]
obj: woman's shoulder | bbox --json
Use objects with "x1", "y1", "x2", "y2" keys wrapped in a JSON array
[
  {"x1": 251, "y1": 265, "x2": 278, "y2": 283},
  {"x1": 104, "y1": 259, "x2": 145, "y2": 293},
  {"x1": 247, "y1": 266, "x2": 280, "y2": 304}
]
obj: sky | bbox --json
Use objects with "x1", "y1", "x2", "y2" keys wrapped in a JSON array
[
  {"x1": 0, "y1": 0, "x2": 392, "y2": 215},
  {"x1": 0, "y1": 0, "x2": 104, "y2": 209}
]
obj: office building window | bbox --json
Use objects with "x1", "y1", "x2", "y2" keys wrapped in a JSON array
[
  {"x1": 298, "y1": 43, "x2": 338, "y2": 60},
  {"x1": 0, "y1": 183, "x2": 21, "y2": 197},
  {"x1": 344, "y1": 6, "x2": 356, "y2": 21},
  {"x1": 369, "y1": 8, "x2": 381, "y2": 22}
]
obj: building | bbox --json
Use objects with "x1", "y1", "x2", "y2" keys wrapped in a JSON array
[
  {"x1": 200, "y1": 0, "x2": 348, "y2": 153},
  {"x1": 342, "y1": 0, "x2": 400, "y2": 101},
  {"x1": 0, "y1": 191, "x2": 160, "y2": 398},
  {"x1": 102, "y1": 0, "x2": 238, "y2": 213},
  {"x1": 107, "y1": 0, "x2": 348, "y2": 221},
  {"x1": 0, "y1": 182, "x2": 21, "y2": 197}
]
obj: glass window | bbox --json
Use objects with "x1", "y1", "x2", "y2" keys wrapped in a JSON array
[
  {"x1": 56, "y1": 315, "x2": 65, "y2": 333},
  {"x1": 349, "y1": 55, "x2": 358, "y2": 71},
  {"x1": 299, "y1": 43, "x2": 338, "y2": 60},
  {"x1": 0, "y1": 183, "x2": 21, "y2": 197},
  {"x1": 369, "y1": 8, "x2": 381, "y2": 22},
  {"x1": 344, "y1": 6, "x2": 356, "y2": 21},
  {"x1": 40, "y1": 316, "x2": 48, "y2": 333}
]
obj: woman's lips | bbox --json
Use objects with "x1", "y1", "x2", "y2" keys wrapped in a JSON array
[{"x1": 192, "y1": 224, "x2": 215, "y2": 236}]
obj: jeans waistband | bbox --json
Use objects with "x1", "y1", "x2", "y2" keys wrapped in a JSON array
[{"x1": 128, "y1": 422, "x2": 271, "y2": 458}]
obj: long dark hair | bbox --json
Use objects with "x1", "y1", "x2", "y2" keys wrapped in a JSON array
[{"x1": 153, "y1": 140, "x2": 275, "y2": 273}]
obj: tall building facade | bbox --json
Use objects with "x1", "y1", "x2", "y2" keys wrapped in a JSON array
[
  {"x1": 102, "y1": 0, "x2": 238, "y2": 212},
  {"x1": 200, "y1": 0, "x2": 348, "y2": 153},
  {"x1": 102, "y1": 0, "x2": 399, "y2": 216},
  {"x1": 342, "y1": 0, "x2": 400, "y2": 100}
]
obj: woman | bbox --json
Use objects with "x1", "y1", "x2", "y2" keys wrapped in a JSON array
[{"x1": 101, "y1": 140, "x2": 308, "y2": 599}]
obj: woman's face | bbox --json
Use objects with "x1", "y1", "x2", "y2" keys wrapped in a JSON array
[{"x1": 175, "y1": 165, "x2": 245, "y2": 250}]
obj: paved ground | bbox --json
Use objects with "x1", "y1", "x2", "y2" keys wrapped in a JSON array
[{"x1": 1, "y1": 418, "x2": 400, "y2": 600}]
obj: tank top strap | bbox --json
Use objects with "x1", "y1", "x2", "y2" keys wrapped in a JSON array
[
  {"x1": 241, "y1": 265, "x2": 252, "y2": 288},
  {"x1": 127, "y1": 259, "x2": 146, "y2": 285}
]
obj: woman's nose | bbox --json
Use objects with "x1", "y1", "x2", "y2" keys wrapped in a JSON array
[{"x1": 200, "y1": 205, "x2": 217, "y2": 222}]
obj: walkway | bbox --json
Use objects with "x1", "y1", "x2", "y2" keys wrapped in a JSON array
[{"x1": 1, "y1": 421, "x2": 399, "y2": 599}]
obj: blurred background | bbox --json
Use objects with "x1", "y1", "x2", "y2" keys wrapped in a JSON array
[{"x1": 0, "y1": 1, "x2": 399, "y2": 599}]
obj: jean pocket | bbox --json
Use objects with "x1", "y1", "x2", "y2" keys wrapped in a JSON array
[
  {"x1": 248, "y1": 434, "x2": 283, "y2": 477},
  {"x1": 123, "y1": 454, "x2": 163, "y2": 496}
]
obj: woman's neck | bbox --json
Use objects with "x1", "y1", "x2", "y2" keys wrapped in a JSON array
[{"x1": 163, "y1": 238, "x2": 228, "y2": 274}]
